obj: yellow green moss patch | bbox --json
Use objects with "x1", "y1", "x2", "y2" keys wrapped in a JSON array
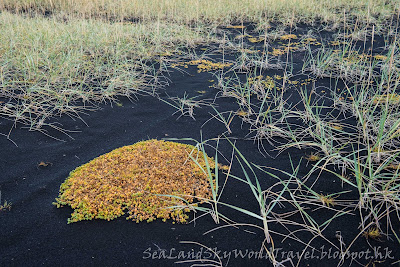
[
  {"x1": 226, "y1": 25, "x2": 246, "y2": 29},
  {"x1": 373, "y1": 54, "x2": 388, "y2": 61},
  {"x1": 247, "y1": 75, "x2": 275, "y2": 89},
  {"x1": 236, "y1": 110, "x2": 249, "y2": 117},
  {"x1": 54, "y1": 139, "x2": 222, "y2": 224},
  {"x1": 372, "y1": 94, "x2": 400, "y2": 105},
  {"x1": 280, "y1": 34, "x2": 297, "y2": 40},
  {"x1": 270, "y1": 48, "x2": 285, "y2": 56},
  {"x1": 305, "y1": 153, "x2": 322, "y2": 162},
  {"x1": 248, "y1": 37, "x2": 264, "y2": 43},
  {"x1": 171, "y1": 59, "x2": 232, "y2": 73}
]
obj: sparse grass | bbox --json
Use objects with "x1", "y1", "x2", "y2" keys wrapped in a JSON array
[
  {"x1": 160, "y1": 92, "x2": 215, "y2": 120},
  {"x1": 176, "y1": 138, "x2": 356, "y2": 266},
  {"x1": 1, "y1": 0, "x2": 398, "y2": 27},
  {"x1": 1, "y1": 0, "x2": 399, "y2": 137},
  {"x1": 0, "y1": 11, "x2": 213, "y2": 137},
  {"x1": 191, "y1": 16, "x2": 400, "y2": 264}
]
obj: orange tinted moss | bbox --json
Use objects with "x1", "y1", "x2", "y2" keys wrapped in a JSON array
[{"x1": 54, "y1": 140, "x2": 222, "y2": 224}]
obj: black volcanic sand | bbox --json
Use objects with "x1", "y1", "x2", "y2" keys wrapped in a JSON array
[{"x1": 0, "y1": 24, "x2": 399, "y2": 267}]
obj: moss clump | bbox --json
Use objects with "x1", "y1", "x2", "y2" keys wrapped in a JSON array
[
  {"x1": 280, "y1": 34, "x2": 297, "y2": 40},
  {"x1": 271, "y1": 48, "x2": 285, "y2": 56},
  {"x1": 247, "y1": 75, "x2": 275, "y2": 89},
  {"x1": 54, "y1": 139, "x2": 221, "y2": 224},
  {"x1": 248, "y1": 37, "x2": 264, "y2": 43},
  {"x1": 372, "y1": 94, "x2": 400, "y2": 105},
  {"x1": 171, "y1": 59, "x2": 233, "y2": 73}
]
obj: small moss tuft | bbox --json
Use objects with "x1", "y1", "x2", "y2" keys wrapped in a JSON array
[
  {"x1": 305, "y1": 153, "x2": 322, "y2": 162},
  {"x1": 171, "y1": 59, "x2": 232, "y2": 73},
  {"x1": 54, "y1": 139, "x2": 223, "y2": 224},
  {"x1": 362, "y1": 226, "x2": 382, "y2": 240},
  {"x1": 372, "y1": 94, "x2": 400, "y2": 105},
  {"x1": 280, "y1": 34, "x2": 297, "y2": 40}
]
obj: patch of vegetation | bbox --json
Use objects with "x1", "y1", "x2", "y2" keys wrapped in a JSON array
[
  {"x1": 171, "y1": 59, "x2": 233, "y2": 73},
  {"x1": 2, "y1": 0, "x2": 400, "y2": 265},
  {"x1": 0, "y1": 191, "x2": 12, "y2": 213},
  {"x1": 54, "y1": 139, "x2": 224, "y2": 224},
  {"x1": 0, "y1": 0, "x2": 397, "y2": 27},
  {"x1": 0, "y1": 201, "x2": 12, "y2": 212},
  {"x1": 0, "y1": 11, "x2": 212, "y2": 137}
]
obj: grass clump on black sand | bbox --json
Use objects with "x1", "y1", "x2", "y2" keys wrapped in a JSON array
[
  {"x1": 54, "y1": 139, "x2": 222, "y2": 224},
  {"x1": 0, "y1": 191, "x2": 12, "y2": 213},
  {"x1": 0, "y1": 12, "x2": 210, "y2": 136}
]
